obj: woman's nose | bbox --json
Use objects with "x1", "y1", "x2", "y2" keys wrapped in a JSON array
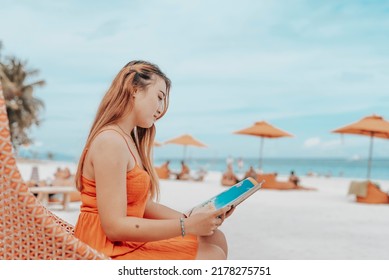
[
  {"x1": 155, "y1": 107, "x2": 162, "y2": 118},
  {"x1": 156, "y1": 102, "x2": 164, "y2": 115}
]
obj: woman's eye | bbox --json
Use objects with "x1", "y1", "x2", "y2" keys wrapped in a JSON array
[{"x1": 158, "y1": 96, "x2": 163, "y2": 101}]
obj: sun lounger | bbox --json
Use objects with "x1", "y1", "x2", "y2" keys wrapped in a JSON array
[
  {"x1": 354, "y1": 181, "x2": 389, "y2": 204},
  {"x1": 0, "y1": 87, "x2": 109, "y2": 259},
  {"x1": 257, "y1": 173, "x2": 296, "y2": 190},
  {"x1": 348, "y1": 181, "x2": 369, "y2": 197},
  {"x1": 257, "y1": 173, "x2": 316, "y2": 190}
]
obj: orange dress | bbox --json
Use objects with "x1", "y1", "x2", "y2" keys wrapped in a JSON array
[{"x1": 74, "y1": 129, "x2": 198, "y2": 260}]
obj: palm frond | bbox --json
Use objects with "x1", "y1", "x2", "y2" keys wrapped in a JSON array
[{"x1": 1, "y1": 51, "x2": 46, "y2": 148}]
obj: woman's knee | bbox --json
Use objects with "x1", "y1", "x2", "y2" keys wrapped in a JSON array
[
  {"x1": 212, "y1": 229, "x2": 228, "y2": 250},
  {"x1": 196, "y1": 242, "x2": 227, "y2": 260},
  {"x1": 199, "y1": 229, "x2": 228, "y2": 257}
]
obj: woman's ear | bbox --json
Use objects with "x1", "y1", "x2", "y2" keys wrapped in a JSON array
[{"x1": 132, "y1": 89, "x2": 145, "y2": 99}]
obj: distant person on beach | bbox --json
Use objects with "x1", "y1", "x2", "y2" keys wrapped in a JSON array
[
  {"x1": 193, "y1": 167, "x2": 207, "y2": 181},
  {"x1": 54, "y1": 167, "x2": 72, "y2": 179},
  {"x1": 226, "y1": 155, "x2": 233, "y2": 166},
  {"x1": 177, "y1": 160, "x2": 191, "y2": 180},
  {"x1": 288, "y1": 170, "x2": 300, "y2": 186},
  {"x1": 306, "y1": 171, "x2": 314, "y2": 177},
  {"x1": 237, "y1": 157, "x2": 244, "y2": 172},
  {"x1": 73, "y1": 61, "x2": 233, "y2": 260},
  {"x1": 244, "y1": 166, "x2": 257, "y2": 179},
  {"x1": 52, "y1": 167, "x2": 74, "y2": 186},
  {"x1": 221, "y1": 163, "x2": 239, "y2": 187}
]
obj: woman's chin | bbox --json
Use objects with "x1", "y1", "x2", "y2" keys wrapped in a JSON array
[{"x1": 138, "y1": 121, "x2": 155, "y2": 129}]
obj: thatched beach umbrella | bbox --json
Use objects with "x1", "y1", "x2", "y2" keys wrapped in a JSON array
[
  {"x1": 332, "y1": 114, "x2": 389, "y2": 179},
  {"x1": 164, "y1": 134, "x2": 207, "y2": 161},
  {"x1": 234, "y1": 121, "x2": 293, "y2": 170}
]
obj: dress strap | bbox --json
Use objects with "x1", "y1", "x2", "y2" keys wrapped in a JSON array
[{"x1": 100, "y1": 128, "x2": 138, "y2": 165}]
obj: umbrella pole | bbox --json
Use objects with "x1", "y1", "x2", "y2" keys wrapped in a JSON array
[
  {"x1": 367, "y1": 134, "x2": 373, "y2": 180},
  {"x1": 259, "y1": 137, "x2": 264, "y2": 171},
  {"x1": 183, "y1": 145, "x2": 187, "y2": 162}
]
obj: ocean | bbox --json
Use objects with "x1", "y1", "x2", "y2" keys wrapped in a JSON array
[
  {"x1": 154, "y1": 157, "x2": 389, "y2": 180},
  {"x1": 17, "y1": 149, "x2": 389, "y2": 180}
]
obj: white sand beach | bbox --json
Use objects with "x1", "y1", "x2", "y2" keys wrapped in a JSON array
[{"x1": 16, "y1": 160, "x2": 389, "y2": 260}]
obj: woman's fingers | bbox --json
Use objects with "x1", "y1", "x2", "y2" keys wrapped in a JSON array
[
  {"x1": 213, "y1": 217, "x2": 222, "y2": 226},
  {"x1": 225, "y1": 205, "x2": 235, "y2": 218},
  {"x1": 213, "y1": 205, "x2": 233, "y2": 219},
  {"x1": 213, "y1": 206, "x2": 229, "y2": 218},
  {"x1": 191, "y1": 205, "x2": 234, "y2": 236}
]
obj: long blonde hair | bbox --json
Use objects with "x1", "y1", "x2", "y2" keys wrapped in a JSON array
[{"x1": 75, "y1": 60, "x2": 171, "y2": 200}]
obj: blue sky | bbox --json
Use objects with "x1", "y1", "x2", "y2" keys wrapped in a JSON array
[{"x1": 1, "y1": 0, "x2": 389, "y2": 160}]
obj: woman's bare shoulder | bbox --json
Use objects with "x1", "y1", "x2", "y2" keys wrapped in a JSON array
[
  {"x1": 89, "y1": 129, "x2": 128, "y2": 159},
  {"x1": 83, "y1": 128, "x2": 131, "y2": 179}
]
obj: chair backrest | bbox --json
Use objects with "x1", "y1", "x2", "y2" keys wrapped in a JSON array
[
  {"x1": 0, "y1": 81, "x2": 109, "y2": 259},
  {"x1": 257, "y1": 173, "x2": 277, "y2": 187},
  {"x1": 348, "y1": 181, "x2": 368, "y2": 197}
]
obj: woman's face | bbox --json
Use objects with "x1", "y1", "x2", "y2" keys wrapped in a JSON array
[{"x1": 133, "y1": 76, "x2": 167, "y2": 128}]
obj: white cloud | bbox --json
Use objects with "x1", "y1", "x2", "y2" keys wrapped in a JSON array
[
  {"x1": 304, "y1": 137, "x2": 321, "y2": 148},
  {"x1": 304, "y1": 137, "x2": 345, "y2": 150}
]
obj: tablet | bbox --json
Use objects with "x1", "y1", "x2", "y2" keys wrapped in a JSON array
[{"x1": 186, "y1": 177, "x2": 264, "y2": 216}]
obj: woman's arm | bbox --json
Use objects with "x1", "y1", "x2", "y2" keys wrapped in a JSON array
[
  {"x1": 144, "y1": 199, "x2": 185, "y2": 219},
  {"x1": 91, "y1": 132, "x2": 182, "y2": 242},
  {"x1": 90, "y1": 131, "x2": 227, "y2": 242}
]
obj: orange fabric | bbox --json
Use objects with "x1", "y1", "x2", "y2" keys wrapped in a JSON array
[
  {"x1": 257, "y1": 173, "x2": 316, "y2": 190},
  {"x1": 257, "y1": 173, "x2": 296, "y2": 190},
  {"x1": 356, "y1": 182, "x2": 389, "y2": 204},
  {"x1": 74, "y1": 165, "x2": 198, "y2": 260},
  {"x1": 165, "y1": 134, "x2": 207, "y2": 147},
  {"x1": 234, "y1": 121, "x2": 293, "y2": 138},
  {"x1": 333, "y1": 115, "x2": 389, "y2": 139}
]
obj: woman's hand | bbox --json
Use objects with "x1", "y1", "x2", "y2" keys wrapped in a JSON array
[
  {"x1": 184, "y1": 206, "x2": 231, "y2": 236},
  {"x1": 212, "y1": 205, "x2": 235, "y2": 225}
]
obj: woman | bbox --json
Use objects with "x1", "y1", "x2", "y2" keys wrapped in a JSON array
[
  {"x1": 221, "y1": 163, "x2": 239, "y2": 187},
  {"x1": 244, "y1": 166, "x2": 257, "y2": 179},
  {"x1": 288, "y1": 170, "x2": 300, "y2": 186},
  {"x1": 177, "y1": 160, "x2": 190, "y2": 180},
  {"x1": 74, "y1": 60, "x2": 232, "y2": 260}
]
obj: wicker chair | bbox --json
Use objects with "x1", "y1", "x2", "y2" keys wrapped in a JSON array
[{"x1": 0, "y1": 81, "x2": 109, "y2": 259}]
